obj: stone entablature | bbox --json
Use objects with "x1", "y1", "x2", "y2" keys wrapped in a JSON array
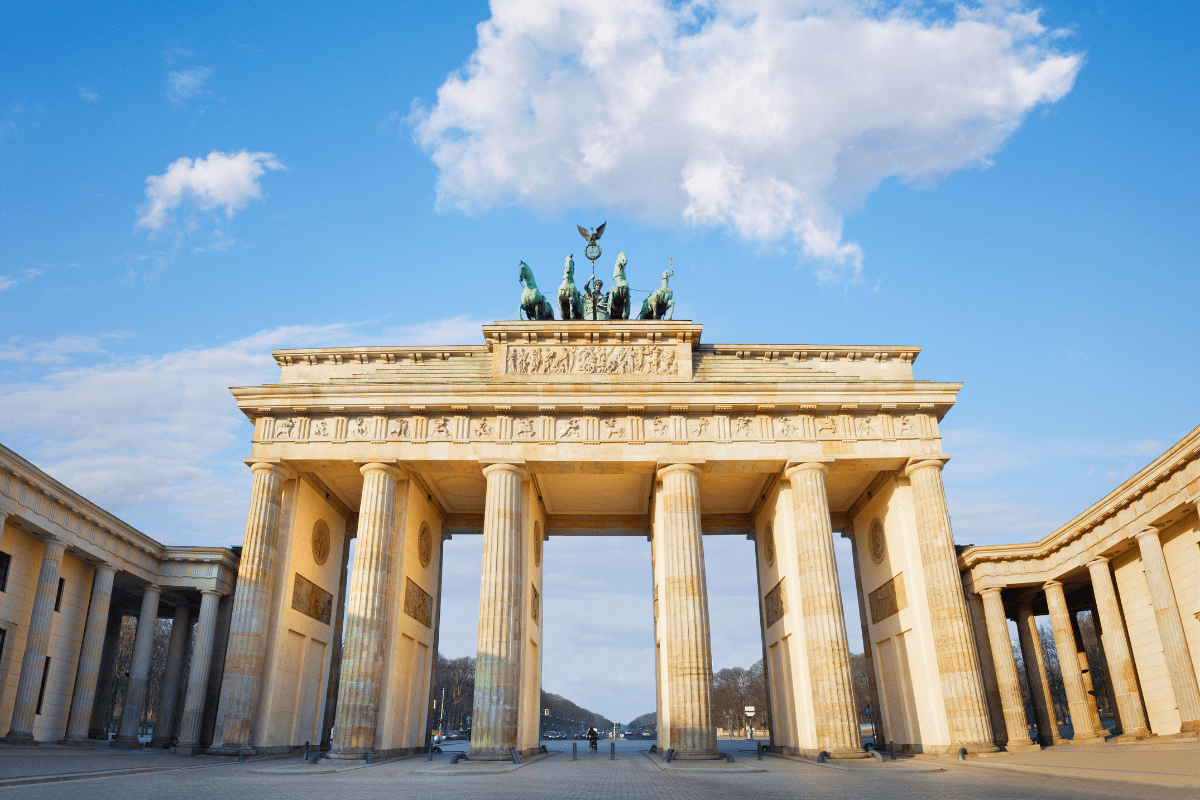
[
  {"x1": 959, "y1": 425, "x2": 1200, "y2": 591},
  {"x1": 0, "y1": 443, "x2": 238, "y2": 590}
]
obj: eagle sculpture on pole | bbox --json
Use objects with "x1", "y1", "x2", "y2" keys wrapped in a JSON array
[{"x1": 577, "y1": 221, "x2": 606, "y2": 245}]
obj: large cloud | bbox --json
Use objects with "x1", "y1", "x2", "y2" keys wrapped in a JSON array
[
  {"x1": 413, "y1": 0, "x2": 1081, "y2": 281},
  {"x1": 137, "y1": 149, "x2": 285, "y2": 232}
]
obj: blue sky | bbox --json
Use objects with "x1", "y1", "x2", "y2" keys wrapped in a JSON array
[{"x1": 2, "y1": 1, "x2": 1197, "y2": 723}]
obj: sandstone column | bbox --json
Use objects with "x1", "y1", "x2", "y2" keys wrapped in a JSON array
[
  {"x1": 321, "y1": 527, "x2": 354, "y2": 751},
  {"x1": 1134, "y1": 527, "x2": 1200, "y2": 732},
  {"x1": 904, "y1": 458, "x2": 997, "y2": 752},
  {"x1": 148, "y1": 606, "x2": 191, "y2": 747},
  {"x1": 209, "y1": 462, "x2": 290, "y2": 754},
  {"x1": 844, "y1": 528, "x2": 884, "y2": 745},
  {"x1": 1069, "y1": 611, "x2": 1108, "y2": 735},
  {"x1": 88, "y1": 610, "x2": 124, "y2": 739},
  {"x1": 330, "y1": 464, "x2": 405, "y2": 758},
  {"x1": 1086, "y1": 557, "x2": 1150, "y2": 737},
  {"x1": 966, "y1": 589, "x2": 1008, "y2": 745},
  {"x1": 61, "y1": 564, "x2": 118, "y2": 745},
  {"x1": 176, "y1": 590, "x2": 223, "y2": 754},
  {"x1": 1016, "y1": 601, "x2": 1062, "y2": 745},
  {"x1": 114, "y1": 586, "x2": 162, "y2": 748},
  {"x1": 1042, "y1": 581, "x2": 1104, "y2": 743},
  {"x1": 979, "y1": 589, "x2": 1036, "y2": 748},
  {"x1": 785, "y1": 462, "x2": 862, "y2": 758},
  {"x1": 3, "y1": 537, "x2": 68, "y2": 744},
  {"x1": 657, "y1": 464, "x2": 720, "y2": 759},
  {"x1": 470, "y1": 463, "x2": 527, "y2": 759}
]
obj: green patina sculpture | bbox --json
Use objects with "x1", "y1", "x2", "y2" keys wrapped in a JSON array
[
  {"x1": 609, "y1": 252, "x2": 630, "y2": 320},
  {"x1": 558, "y1": 255, "x2": 584, "y2": 320},
  {"x1": 638, "y1": 269, "x2": 675, "y2": 320},
  {"x1": 583, "y1": 276, "x2": 609, "y2": 320},
  {"x1": 518, "y1": 261, "x2": 554, "y2": 321}
]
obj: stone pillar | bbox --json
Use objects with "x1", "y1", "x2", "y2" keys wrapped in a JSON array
[
  {"x1": 785, "y1": 462, "x2": 862, "y2": 758},
  {"x1": 1042, "y1": 581, "x2": 1104, "y2": 743},
  {"x1": 1016, "y1": 601, "x2": 1063, "y2": 745},
  {"x1": 330, "y1": 464, "x2": 405, "y2": 758},
  {"x1": 3, "y1": 537, "x2": 67, "y2": 744},
  {"x1": 979, "y1": 589, "x2": 1036, "y2": 748},
  {"x1": 148, "y1": 606, "x2": 191, "y2": 747},
  {"x1": 176, "y1": 590, "x2": 223, "y2": 754},
  {"x1": 1069, "y1": 611, "x2": 1108, "y2": 735},
  {"x1": 61, "y1": 565, "x2": 118, "y2": 745},
  {"x1": 321, "y1": 527, "x2": 353, "y2": 751},
  {"x1": 88, "y1": 610, "x2": 124, "y2": 739},
  {"x1": 844, "y1": 528, "x2": 884, "y2": 746},
  {"x1": 904, "y1": 458, "x2": 997, "y2": 752},
  {"x1": 1134, "y1": 527, "x2": 1200, "y2": 732},
  {"x1": 200, "y1": 594, "x2": 235, "y2": 749},
  {"x1": 469, "y1": 463, "x2": 527, "y2": 759},
  {"x1": 1086, "y1": 557, "x2": 1150, "y2": 737},
  {"x1": 209, "y1": 461, "x2": 290, "y2": 754},
  {"x1": 657, "y1": 464, "x2": 719, "y2": 759},
  {"x1": 113, "y1": 586, "x2": 162, "y2": 748},
  {"x1": 966, "y1": 589, "x2": 1008, "y2": 745}
]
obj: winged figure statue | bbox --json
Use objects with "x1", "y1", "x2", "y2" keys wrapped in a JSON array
[{"x1": 577, "y1": 221, "x2": 606, "y2": 245}]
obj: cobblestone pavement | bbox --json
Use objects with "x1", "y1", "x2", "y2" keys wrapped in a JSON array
[
  {"x1": 0, "y1": 744, "x2": 229, "y2": 781},
  {"x1": 1, "y1": 741, "x2": 1191, "y2": 800}
]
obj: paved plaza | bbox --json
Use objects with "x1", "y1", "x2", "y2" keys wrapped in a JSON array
[{"x1": 2, "y1": 739, "x2": 1197, "y2": 800}]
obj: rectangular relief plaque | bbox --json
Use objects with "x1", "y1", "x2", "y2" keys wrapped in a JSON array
[
  {"x1": 531, "y1": 584, "x2": 540, "y2": 623},
  {"x1": 291, "y1": 573, "x2": 333, "y2": 625},
  {"x1": 404, "y1": 577, "x2": 433, "y2": 628},
  {"x1": 764, "y1": 578, "x2": 787, "y2": 628},
  {"x1": 869, "y1": 573, "x2": 907, "y2": 624}
]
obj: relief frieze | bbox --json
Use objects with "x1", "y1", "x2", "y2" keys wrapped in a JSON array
[{"x1": 505, "y1": 344, "x2": 679, "y2": 375}]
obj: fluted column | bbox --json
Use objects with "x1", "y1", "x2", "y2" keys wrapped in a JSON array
[
  {"x1": 176, "y1": 590, "x2": 223, "y2": 754},
  {"x1": 148, "y1": 606, "x2": 191, "y2": 747},
  {"x1": 470, "y1": 463, "x2": 527, "y2": 759},
  {"x1": 1086, "y1": 557, "x2": 1150, "y2": 737},
  {"x1": 88, "y1": 610, "x2": 123, "y2": 739},
  {"x1": 904, "y1": 458, "x2": 997, "y2": 751},
  {"x1": 321, "y1": 528, "x2": 353, "y2": 750},
  {"x1": 844, "y1": 529, "x2": 884, "y2": 745},
  {"x1": 330, "y1": 464, "x2": 405, "y2": 758},
  {"x1": 785, "y1": 462, "x2": 862, "y2": 758},
  {"x1": 1042, "y1": 581, "x2": 1104, "y2": 743},
  {"x1": 1134, "y1": 527, "x2": 1200, "y2": 732},
  {"x1": 3, "y1": 538, "x2": 68, "y2": 744},
  {"x1": 114, "y1": 586, "x2": 162, "y2": 748},
  {"x1": 979, "y1": 589, "x2": 1036, "y2": 748},
  {"x1": 61, "y1": 564, "x2": 118, "y2": 745},
  {"x1": 657, "y1": 464, "x2": 719, "y2": 759},
  {"x1": 1016, "y1": 601, "x2": 1062, "y2": 745},
  {"x1": 209, "y1": 462, "x2": 290, "y2": 754}
]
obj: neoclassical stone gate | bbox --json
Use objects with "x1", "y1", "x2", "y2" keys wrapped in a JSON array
[{"x1": 207, "y1": 320, "x2": 998, "y2": 759}]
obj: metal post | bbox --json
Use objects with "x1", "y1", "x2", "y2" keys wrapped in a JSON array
[
  {"x1": 572, "y1": 741, "x2": 577, "y2": 761},
  {"x1": 610, "y1": 740, "x2": 615, "y2": 760}
]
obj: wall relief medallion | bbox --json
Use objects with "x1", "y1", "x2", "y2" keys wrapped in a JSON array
[
  {"x1": 869, "y1": 519, "x2": 886, "y2": 564},
  {"x1": 312, "y1": 519, "x2": 330, "y2": 566},
  {"x1": 763, "y1": 525, "x2": 775, "y2": 567},
  {"x1": 531, "y1": 584, "x2": 540, "y2": 623},
  {"x1": 505, "y1": 344, "x2": 678, "y2": 375},
  {"x1": 418, "y1": 523, "x2": 432, "y2": 567}
]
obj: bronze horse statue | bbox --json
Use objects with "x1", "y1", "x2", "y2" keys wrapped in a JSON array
[
  {"x1": 558, "y1": 255, "x2": 583, "y2": 320},
  {"x1": 518, "y1": 261, "x2": 554, "y2": 320},
  {"x1": 638, "y1": 269, "x2": 675, "y2": 320},
  {"x1": 609, "y1": 252, "x2": 630, "y2": 320}
]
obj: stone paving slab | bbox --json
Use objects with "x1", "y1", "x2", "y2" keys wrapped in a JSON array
[
  {"x1": 409, "y1": 750, "x2": 555, "y2": 775},
  {"x1": 642, "y1": 751, "x2": 767, "y2": 773}
]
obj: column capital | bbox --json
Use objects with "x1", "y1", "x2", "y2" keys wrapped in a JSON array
[
  {"x1": 1133, "y1": 526, "x2": 1161, "y2": 542},
  {"x1": 481, "y1": 462, "x2": 529, "y2": 481},
  {"x1": 1085, "y1": 556, "x2": 1110, "y2": 569},
  {"x1": 903, "y1": 455, "x2": 951, "y2": 478},
  {"x1": 200, "y1": 588, "x2": 223, "y2": 599},
  {"x1": 783, "y1": 460, "x2": 832, "y2": 479},
  {"x1": 244, "y1": 459, "x2": 296, "y2": 480},
  {"x1": 41, "y1": 536, "x2": 68, "y2": 554},
  {"x1": 94, "y1": 563, "x2": 118, "y2": 577},
  {"x1": 358, "y1": 462, "x2": 404, "y2": 479},
  {"x1": 142, "y1": 584, "x2": 163, "y2": 598},
  {"x1": 656, "y1": 462, "x2": 701, "y2": 481},
  {"x1": 979, "y1": 586, "x2": 1003, "y2": 599}
]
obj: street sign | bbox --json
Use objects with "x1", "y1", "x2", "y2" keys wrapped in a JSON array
[{"x1": 744, "y1": 706, "x2": 755, "y2": 713}]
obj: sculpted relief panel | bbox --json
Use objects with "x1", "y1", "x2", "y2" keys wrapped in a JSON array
[{"x1": 505, "y1": 344, "x2": 679, "y2": 375}]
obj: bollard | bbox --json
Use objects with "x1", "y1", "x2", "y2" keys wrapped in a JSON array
[
  {"x1": 572, "y1": 742, "x2": 577, "y2": 761},
  {"x1": 610, "y1": 741, "x2": 615, "y2": 760},
  {"x1": 450, "y1": 752, "x2": 465, "y2": 765},
  {"x1": 309, "y1": 752, "x2": 321, "y2": 764},
  {"x1": 365, "y1": 752, "x2": 372, "y2": 765},
  {"x1": 817, "y1": 750, "x2": 829, "y2": 764},
  {"x1": 661, "y1": 748, "x2": 674, "y2": 763},
  {"x1": 958, "y1": 747, "x2": 967, "y2": 761},
  {"x1": 427, "y1": 743, "x2": 434, "y2": 761},
  {"x1": 236, "y1": 750, "x2": 244, "y2": 763},
  {"x1": 510, "y1": 747, "x2": 521, "y2": 765},
  {"x1": 303, "y1": 741, "x2": 309, "y2": 760},
  {"x1": 757, "y1": 741, "x2": 763, "y2": 761}
]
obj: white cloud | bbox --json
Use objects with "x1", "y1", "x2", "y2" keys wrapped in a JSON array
[
  {"x1": 0, "y1": 267, "x2": 44, "y2": 292},
  {"x1": 136, "y1": 150, "x2": 285, "y2": 232},
  {"x1": 0, "y1": 317, "x2": 487, "y2": 545},
  {"x1": 167, "y1": 66, "x2": 213, "y2": 105},
  {"x1": 413, "y1": 0, "x2": 1081, "y2": 282},
  {"x1": 77, "y1": 85, "x2": 100, "y2": 102}
]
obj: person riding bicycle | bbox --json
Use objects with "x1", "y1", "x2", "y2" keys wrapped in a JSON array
[{"x1": 587, "y1": 727, "x2": 598, "y2": 752}]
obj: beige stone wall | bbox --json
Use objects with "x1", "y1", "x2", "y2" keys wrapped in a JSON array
[
  {"x1": 252, "y1": 477, "x2": 348, "y2": 749},
  {"x1": 0, "y1": 523, "x2": 40, "y2": 732},
  {"x1": 852, "y1": 477, "x2": 955, "y2": 750},
  {"x1": 377, "y1": 482, "x2": 441, "y2": 753},
  {"x1": 1161, "y1": 514, "x2": 1200, "y2": 690}
]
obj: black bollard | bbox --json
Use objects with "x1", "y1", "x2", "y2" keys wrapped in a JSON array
[
  {"x1": 236, "y1": 750, "x2": 244, "y2": 763},
  {"x1": 365, "y1": 752, "x2": 372, "y2": 765},
  {"x1": 302, "y1": 741, "x2": 309, "y2": 760},
  {"x1": 610, "y1": 741, "x2": 615, "y2": 760},
  {"x1": 757, "y1": 741, "x2": 763, "y2": 761},
  {"x1": 572, "y1": 742, "x2": 577, "y2": 761}
]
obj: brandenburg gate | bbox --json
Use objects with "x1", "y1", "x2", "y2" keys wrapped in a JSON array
[{"x1": 204, "y1": 316, "x2": 1000, "y2": 761}]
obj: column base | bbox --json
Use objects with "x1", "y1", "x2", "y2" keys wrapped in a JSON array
[
  {"x1": 1002, "y1": 741, "x2": 1043, "y2": 752},
  {"x1": 1108, "y1": 731, "x2": 1155, "y2": 743},
  {"x1": 206, "y1": 744, "x2": 256, "y2": 756},
  {"x1": 173, "y1": 743, "x2": 205, "y2": 755},
  {"x1": 1, "y1": 731, "x2": 38, "y2": 746},
  {"x1": 1064, "y1": 734, "x2": 1107, "y2": 746},
  {"x1": 327, "y1": 747, "x2": 376, "y2": 761},
  {"x1": 58, "y1": 735, "x2": 96, "y2": 748},
  {"x1": 1180, "y1": 720, "x2": 1200, "y2": 734},
  {"x1": 821, "y1": 747, "x2": 870, "y2": 760},
  {"x1": 467, "y1": 747, "x2": 518, "y2": 761},
  {"x1": 955, "y1": 742, "x2": 1002, "y2": 755},
  {"x1": 111, "y1": 736, "x2": 146, "y2": 749},
  {"x1": 146, "y1": 737, "x2": 175, "y2": 748}
]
